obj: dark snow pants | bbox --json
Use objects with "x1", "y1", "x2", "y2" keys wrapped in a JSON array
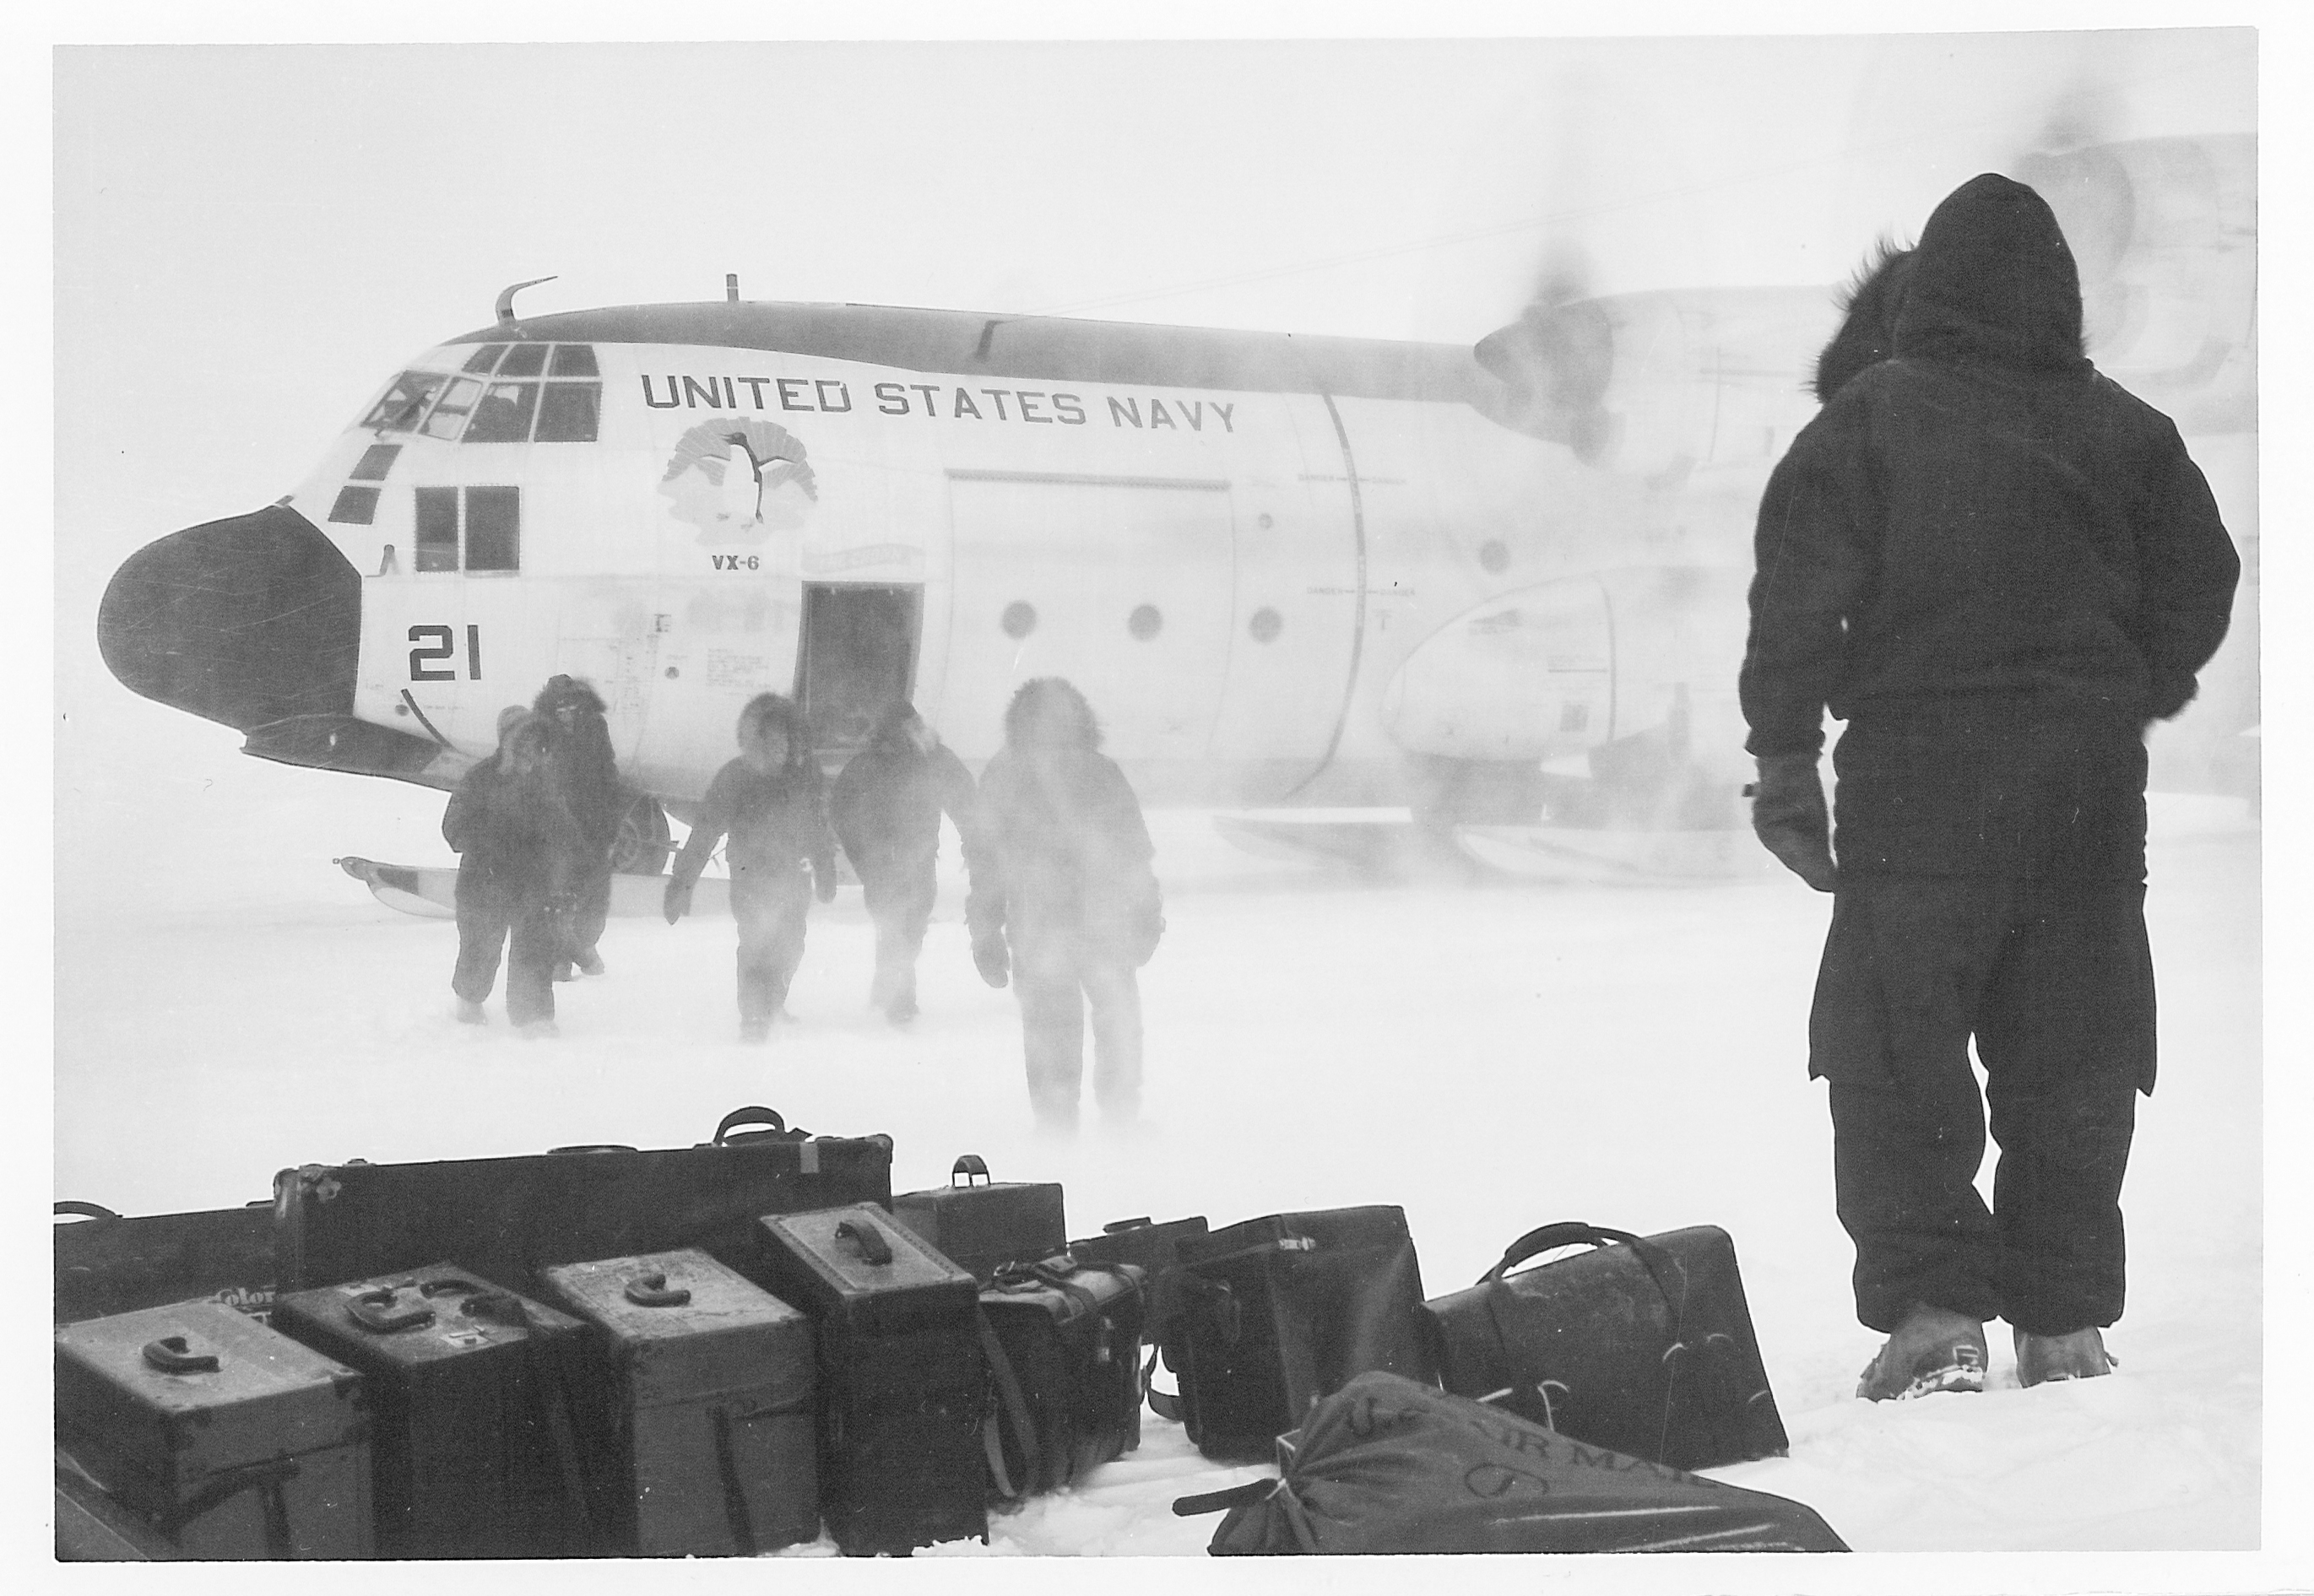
[
  {"x1": 730, "y1": 867, "x2": 813, "y2": 1024},
  {"x1": 567, "y1": 853, "x2": 613, "y2": 966},
  {"x1": 1011, "y1": 924, "x2": 1142, "y2": 1128},
  {"x1": 453, "y1": 879, "x2": 560, "y2": 1026},
  {"x1": 1809, "y1": 875, "x2": 2154, "y2": 1336},
  {"x1": 860, "y1": 857, "x2": 936, "y2": 1018}
]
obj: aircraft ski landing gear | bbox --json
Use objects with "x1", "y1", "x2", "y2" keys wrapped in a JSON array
[{"x1": 610, "y1": 793, "x2": 672, "y2": 875}]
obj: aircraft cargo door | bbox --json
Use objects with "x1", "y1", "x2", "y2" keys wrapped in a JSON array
[{"x1": 940, "y1": 472, "x2": 1234, "y2": 771}]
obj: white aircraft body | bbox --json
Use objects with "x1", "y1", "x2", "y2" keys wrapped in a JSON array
[{"x1": 98, "y1": 134, "x2": 2255, "y2": 879}]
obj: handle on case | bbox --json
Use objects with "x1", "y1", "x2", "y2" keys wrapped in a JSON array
[
  {"x1": 1103, "y1": 1216, "x2": 1153, "y2": 1233},
  {"x1": 141, "y1": 1334, "x2": 221, "y2": 1375},
  {"x1": 548, "y1": 1144, "x2": 638, "y2": 1155},
  {"x1": 349, "y1": 1288, "x2": 436, "y2": 1334},
  {"x1": 1481, "y1": 1221, "x2": 1650, "y2": 1284},
  {"x1": 624, "y1": 1271, "x2": 693, "y2": 1308},
  {"x1": 713, "y1": 1106, "x2": 788, "y2": 1144},
  {"x1": 836, "y1": 1218, "x2": 893, "y2": 1266},
  {"x1": 950, "y1": 1154, "x2": 990, "y2": 1187},
  {"x1": 55, "y1": 1201, "x2": 122, "y2": 1222}
]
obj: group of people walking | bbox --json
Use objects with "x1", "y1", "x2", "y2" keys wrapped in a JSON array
[{"x1": 443, "y1": 675, "x2": 1162, "y2": 1130}]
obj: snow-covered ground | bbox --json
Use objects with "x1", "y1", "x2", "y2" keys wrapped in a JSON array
[{"x1": 50, "y1": 710, "x2": 2274, "y2": 1580}]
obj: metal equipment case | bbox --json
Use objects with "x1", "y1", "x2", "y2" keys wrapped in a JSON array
[
  {"x1": 749, "y1": 1204, "x2": 987, "y2": 1555},
  {"x1": 891, "y1": 1154, "x2": 1067, "y2": 1284},
  {"x1": 539, "y1": 1247, "x2": 820, "y2": 1555},
  {"x1": 55, "y1": 1299, "x2": 372, "y2": 1559}
]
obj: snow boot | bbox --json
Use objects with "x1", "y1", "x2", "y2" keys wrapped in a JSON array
[
  {"x1": 2014, "y1": 1327, "x2": 2113, "y2": 1387},
  {"x1": 575, "y1": 949, "x2": 605, "y2": 977},
  {"x1": 455, "y1": 998, "x2": 487, "y2": 1025},
  {"x1": 1856, "y1": 1304, "x2": 1988, "y2": 1401},
  {"x1": 514, "y1": 1019, "x2": 560, "y2": 1041},
  {"x1": 739, "y1": 1016, "x2": 772, "y2": 1044}
]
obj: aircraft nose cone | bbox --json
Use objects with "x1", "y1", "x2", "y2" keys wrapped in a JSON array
[{"x1": 98, "y1": 503, "x2": 361, "y2": 731}]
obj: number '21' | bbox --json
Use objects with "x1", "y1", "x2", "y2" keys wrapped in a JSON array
[{"x1": 409, "y1": 625, "x2": 482, "y2": 681}]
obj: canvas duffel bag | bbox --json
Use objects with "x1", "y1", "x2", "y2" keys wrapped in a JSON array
[
  {"x1": 1173, "y1": 1371, "x2": 1845, "y2": 1554},
  {"x1": 1423, "y1": 1221, "x2": 1788, "y2": 1470}
]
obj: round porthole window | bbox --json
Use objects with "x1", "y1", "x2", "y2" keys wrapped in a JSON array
[
  {"x1": 1478, "y1": 539, "x2": 1510, "y2": 574},
  {"x1": 1001, "y1": 601, "x2": 1038, "y2": 639},
  {"x1": 1128, "y1": 604, "x2": 1162, "y2": 641},
  {"x1": 1249, "y1": 608, "x2": 1283, "y2": 643}
]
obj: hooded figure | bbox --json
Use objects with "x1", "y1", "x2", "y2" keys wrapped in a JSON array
[
  {"x1": 442, "y1": 708, "x2": 589, "y2": 1036},
  {"x1": 532, "y1": 674, "x2": 624, "y2": 979},
  {"x1": 664, "y1": 693, "x2": 837, "y2": 1041},
  {"x1": 965, "y1": 678, "x2": 1162, "y2": 1130},
  {"x1": 829, "y1": 702, "x2": 978, "y2": 1024},
  {"x1": 1739, "y1": 175, "x2": 2240, "y2": 1400}
]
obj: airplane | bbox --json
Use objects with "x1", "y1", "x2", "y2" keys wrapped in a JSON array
[{"x1": 96, "y1": 131, "x2": 2257, "y2": 898}]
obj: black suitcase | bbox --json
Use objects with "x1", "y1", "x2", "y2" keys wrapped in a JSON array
[
  {"x1": 1066, "y1": 1215, "x2": 1208, "y2": 1416},
  {"x1": 54, "y1": 1299, "x2": 373, "y2": 1559},
  {"x1": 748, "y1": 1204, "x2": 988, "y2": 1555},
  {"x1": 1172, "y1": 1206, "x2": 1439, "y2": 1463},
  {"x1": 1422, "y1": 1222, "x2": 1789, "y2": 1470},
  {"x1": 891, "y1": 1154, "x2": 1066, "y2": 1283},
  {"x1": 978, "y1": 1254, "x2": 1146, "y2": 1501},
  {"x1": 55, "y1": 1199, "x2": 277, "y2": 1325},
  {"x1": 272, "y1": 1106, "x2": 892, "y2": 1296},
  {"x1": 538, "y1": 1247, "x2": 820, "y2": 1556},
  {"x1": 268, "y1": 1263, "x2": 600, "y2": 1559}
]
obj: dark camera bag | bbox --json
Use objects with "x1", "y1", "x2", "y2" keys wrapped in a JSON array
[{"x1": 1422, "y1": 1221, "x2": 1788, "y2": 1470}]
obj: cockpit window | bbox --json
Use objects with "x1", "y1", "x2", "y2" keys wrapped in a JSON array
[
  {"x1": 462, "y1": 381, "x2": 540, "y2": 443},
  {"x1": 361, "y1": 371, "x2": 447, "y2": 432},
  {"x1": 496, "y1": 343, "x2": 549, "y2": 378},
  {"x1": 366, "y1": 346, "x2": 601, "y2": 443},
  {"x1": 420, "y1": 376, "x2": 485, "y2": 440}
]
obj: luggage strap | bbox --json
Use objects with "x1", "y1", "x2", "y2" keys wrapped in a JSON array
[
  {"x1": 153, "y1": 1458, "x2": 301, "y2": 1558},
  {"x1": 1171, "y1": 1477, "x2": 1320, "y2": 1551},
  {"x1": 975, "y1": 1311, "x2": 1043, "y2": 1501},
  {"x1": 468, "y1": 1290, "x2": 605, "y2": 1556},
  {"x1": 708, "y1": 1404, "x2": 758, "y2": 1555}
]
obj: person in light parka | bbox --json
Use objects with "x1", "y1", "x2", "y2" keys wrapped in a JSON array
[{"x1": 1737, "y1": 173, "x2": 2241, "y2": 1402}]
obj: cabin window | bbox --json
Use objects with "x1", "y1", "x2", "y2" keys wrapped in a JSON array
[
  {"x1": 412, "y1": 485, "x2": 520, "y2": 573},
  {"x1": 1000, "y1": 601, "x2": 1038, "y2": 640},
  {"x1": 1249, "y1": 608, "x2": 1283, "y2": 644},
  {"x1": 328, "y1": 486, "x2": 380, "y2": 525},
  {"x1": 550, "y1": 344, "x2": 599, "y2": 377},
  {"x1": 462, "y1": 344, "x2": 507, "y2": 374},
  {"x1": 1128, "y1": 604, "x2": 1163, "y2": 641},
  {"x1": 361, "y1": 371, "x2": 446, "y2": 432}
]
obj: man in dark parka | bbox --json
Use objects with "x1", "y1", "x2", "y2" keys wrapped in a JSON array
[
  {"x1": 1740, "y1": 174, "x2": 2240, "y2": 1399},
  {"x1": 829, "y1": 702, "x2": 978, "y2": 1025},
  {"x1": 533, "y1": 674, "x2": 624, "y2": 980},
  {"x1": 966, "y1": 678, "x2": 1163, "y2": 1130},
  {"x1": 664, "y1": 693, "x2": 838, "y2": 1042},
  {"x1": 443, "y1": 709, "x2": 589, "y2": 1036}
]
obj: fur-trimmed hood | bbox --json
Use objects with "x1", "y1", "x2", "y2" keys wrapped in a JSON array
[
  {"x1": 736, "y1": 692, "x2": 811, "y2": 767},
  {"x1": 533, "y1": 674, "x2": 608, "y2": 718},
  {"x1": 1891, "y1": 173, "x2": 2089, "y2": 375},
  {"x1": 1002, "y1": 677, "x2": 1101, "y2": 751}
]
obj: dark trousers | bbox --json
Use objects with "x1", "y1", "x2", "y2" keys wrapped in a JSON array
[
  {"x1": 453, "y1": 880, "x2": 560, "y2": 1026},
  {"x1": 1810, "y1": 876, "x2": 2153, "y2": 1335},
  {"x1": 570, "y1": 855, "x2": 613, "y2": 960},
  {"x1": 861, "y1": 860, "x2": 935, "y2": 1016},
  {"x1": 1011, "y1": 928, "x2": 1142, "y2": 1127},
  {"x1": 731, "y1": 868, "x2": 812, "y2": 1023}
]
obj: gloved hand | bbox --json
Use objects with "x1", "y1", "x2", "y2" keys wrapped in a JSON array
[
  {"x1": 972, "y1": 928, "x2": 1011, "y2": 989},
  {"x1": 1748, "y1": 755, "x2": 1838, "y2": 892},
  {"x1": 1128, "y1": 901, "x2": 1166, "y2": 968},
  {"x1": 663, "y1": 879, "x2": 695, "y2": 925},
  {"x1": 814, "y1": 866, "x2": 837, "y2": 905}
]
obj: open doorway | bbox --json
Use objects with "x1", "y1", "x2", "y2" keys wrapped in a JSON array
[{"x1": 797, "y1": 584, "x2": 922, "y2": 752}]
